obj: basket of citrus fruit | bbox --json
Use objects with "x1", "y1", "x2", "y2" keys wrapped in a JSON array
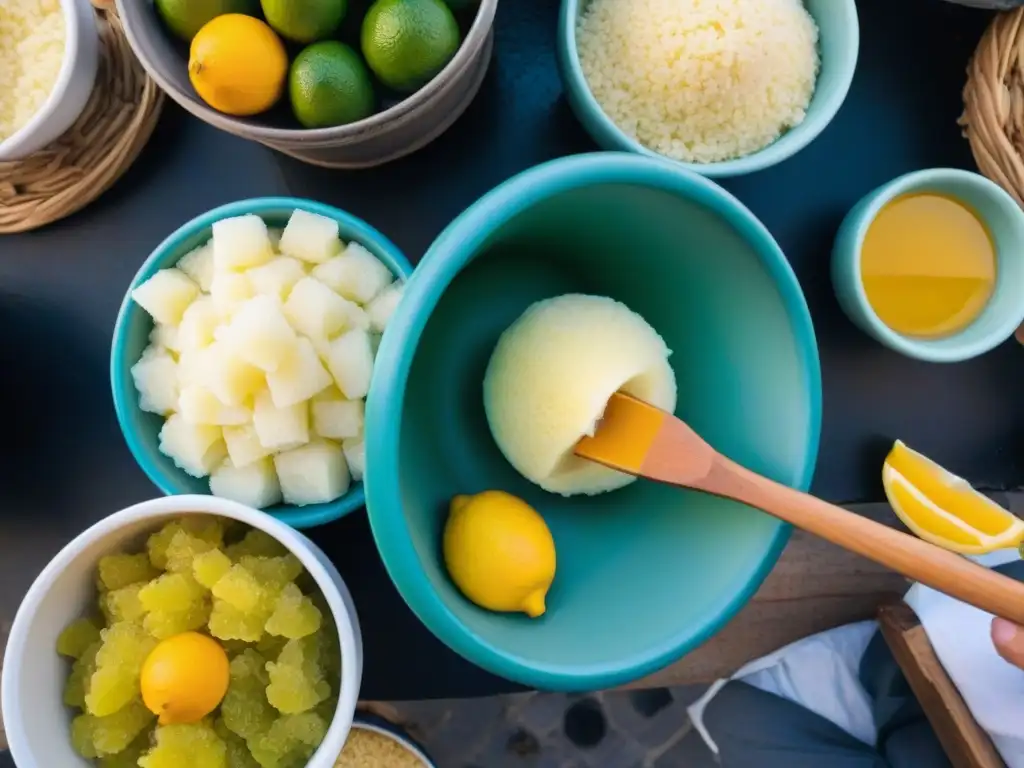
[{"x1": 114, "y1": 0, "x2": 496, "y2": 167}]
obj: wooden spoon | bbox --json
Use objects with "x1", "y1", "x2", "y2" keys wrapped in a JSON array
[{"x1": 575, "y1": 392, "x2": 1024, "y2": 625}]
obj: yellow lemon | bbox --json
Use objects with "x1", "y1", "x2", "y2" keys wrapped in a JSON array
[
  {"x1": 882, "y1": 440, "x2": 1024, "y2": 555},
  {"x1": 443, "y1": 491, "x2": 556, "y2": 618},
  {"x1": 140, "y1": 631, "x2": 230, "y2": 725},
  {"x1": 189, "y1": 14, "x2": 288, "y2": 116}
]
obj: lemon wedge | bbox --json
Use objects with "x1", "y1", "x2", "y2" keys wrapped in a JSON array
[{"x1": 882, "y1": 440, "x2": 1024, "y2": 554}]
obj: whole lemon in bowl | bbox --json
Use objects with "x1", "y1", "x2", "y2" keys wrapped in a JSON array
[
  {"x1": 189, "y1": 14, "x2": 289, "y2": 116},
  {"x1": 443, "y1": 492, "x2": 557, "y2": 619}
]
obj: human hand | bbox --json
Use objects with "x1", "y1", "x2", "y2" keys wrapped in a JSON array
[{"x1": 991, "y1": 618, "x2": 1024, "y2": 669}]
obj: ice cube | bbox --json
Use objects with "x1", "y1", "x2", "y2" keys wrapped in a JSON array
[
  {"x1": 247, "y1": 256, "x2": 307, "y2": 303},
  {"x1": 266, "y1": 337, "x2": 332, "y2": 408},
  {"x1": 179, "y1": 386, "x2": 251, "y2": 426},
  {"x1": 132, "y1": 269, "x2": 199, "y2": 325},
  {"x1": 131, "y1": 345, "x2": 179, "y2": 415},
  {"x1": 274, "y1": 440, "x2": 350, "y2": 506},
  {"x1": 312, "y1": 243, "x2": 393, "y2": 304},
  {"x1": 220, "y1": 295, "x2": 298, "y2": 373},
  {"x1": 312, "y1": 395, "x2": 364, "y2": 440},
  {"x1": 177, "y1": 243, "x2": 215, "y2": 292},
  {"x1": 342, "y1": 438, "x2": 365, "y2": 482},
  {"x1": 222, "y1": 422, "x2": 274, "y2": 467},
  {"x1": 159, "y1": 414, "x2": 226, "y2": 478},
  {"x1": 327, "y1": 328, "x2": 374, "y2": 400},
  {"x1": 177, "y1": 296, "x2": 222, "y2": 353},
  {"x1": 253, "y1": 392, "x2": 309, "y2": 451},
  {"x1": 212, "y1": 215, "x2": 275, "y2": 271},
  {"x1": 366, "y1": 282, "x2": 404, "y2": 333},
  {"x1": 198, "y1": 342, "x2": 265, "y2": 406},
  {"x1": 210, "y1": 271, "x2": 255, "y2": 316},
  {"x1": 283, "y1": 277, "x2": 361, "y2": 341},
  {"x1": 210, "y1": 457, "x2": 282, "y2": 509},
  {"x1": 279, "y1": 210, "x2": 343, "y2": 265}
]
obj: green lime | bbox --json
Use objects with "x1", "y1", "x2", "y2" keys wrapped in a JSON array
[
  {"x1": 261, "y1": 0, "x2": 347, "y2": 43},
  {"x1": 360, "y1": 0, "x2": 461, "y2": 93},
  {"x1": 290, "y1": 42, "x2": 376, "y2": 128},
  {"x1": 154, "y1": 0, "x2": 260, "y2": 42}
]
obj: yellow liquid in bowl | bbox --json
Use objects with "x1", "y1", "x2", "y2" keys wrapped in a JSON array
[{"x1": 860, "y1": 193, "x2": 996, "y2": 339}]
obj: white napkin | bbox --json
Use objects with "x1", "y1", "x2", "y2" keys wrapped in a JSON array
[{"x1": 904, "y1": 549, "x2": 1024, "y2": 768}]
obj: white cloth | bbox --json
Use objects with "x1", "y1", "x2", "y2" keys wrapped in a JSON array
[
  {"x1": 688, "y1": 620, "x2": 879, "y2": 754},
  {"x1": 903, "y1": 548, "x2": 1024, "y2": 768},
  {"x1": 688, "y1": 549, "x2": 1024, "y2": 763}
]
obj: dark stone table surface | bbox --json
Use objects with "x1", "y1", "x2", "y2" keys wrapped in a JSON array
[{"x1": 0, "y1": 0, "x2": 1019, "y2": 701}]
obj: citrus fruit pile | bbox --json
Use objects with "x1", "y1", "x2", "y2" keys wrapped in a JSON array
[
  {"x1": 155, "y1": 0, "x2": 471, "y2": 128},
  {"x1": 56, "y1": 516, "x2": 341, "y2": 768}
]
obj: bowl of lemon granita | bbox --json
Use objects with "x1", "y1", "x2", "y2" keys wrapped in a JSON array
[
  {"x1": 0, "y1": 0, "x2": 100, "y2": 160},
  {"x1": 1, "y1": 495, "x2": 363, "y2": 768}
]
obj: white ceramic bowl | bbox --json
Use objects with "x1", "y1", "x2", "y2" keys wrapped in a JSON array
[
  {"x1": 1, "y1": 495, "x2": 364, "y2": 768},
  {"x1": 0, "y1": 0, "x2": 101, "y2": 161}
]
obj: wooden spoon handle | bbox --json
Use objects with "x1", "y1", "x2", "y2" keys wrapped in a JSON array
[{"x1": 701, "y1": 454, "x2": 1024, "y2": 626}]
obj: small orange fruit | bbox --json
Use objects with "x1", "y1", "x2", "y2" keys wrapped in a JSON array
[
  {"x1": 140, "y1": 631, "x2": 230, "y2": 725},
  {"x1": 189, "y1": 14, "x2": 288, "y2": 116}
]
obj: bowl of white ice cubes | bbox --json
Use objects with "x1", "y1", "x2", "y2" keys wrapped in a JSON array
[{"x1": 111, "y1": 198, "x2": 412, "y2": 529}]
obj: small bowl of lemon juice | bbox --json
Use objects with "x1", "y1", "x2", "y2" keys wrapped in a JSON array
[{"x1": 832, "y1": 168, "x2": 1024, "y2": 362}]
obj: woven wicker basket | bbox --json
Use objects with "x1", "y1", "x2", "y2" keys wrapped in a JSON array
[
  {"x1": 0, "y1": 1, "x2": 163, "y2": 234},
  {"x1": 962, "y1": 7, "x2": 1024, "y2": 207}
]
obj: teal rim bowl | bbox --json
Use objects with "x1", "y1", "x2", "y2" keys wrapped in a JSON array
[
  {"x1": 111, "y1": 198, "x2": 413, "y2": 530},
  {"x1": 831, "y1": 168, "x2": 1024, "y2": 363},
  {"x1": 364, "y1": 152, "x2": 822, "y2": 690},
  {"x1": 556, "y1": 0, "x2": 860, "y2": 178}
]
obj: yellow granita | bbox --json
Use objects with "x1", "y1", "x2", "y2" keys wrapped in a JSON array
[
  {"x1": 265, "y1": 636, "x2": 330, "y2": 715},
  {"x1": 97, "y1": 553, "x2": 159, "y2": 592},
  {"x1": 138, "y1": 571, "x2": 211, "y2": 639},
  {"x1": 215, "y1": 718, "x2": 261, "y2": 768},
  {"x1": 264, "y1": 584, "x2": 322, "y2": 640},
  {"x1": 226, "y1": 530, "x2": 287, "y2": 561},
  {"x1": 87, "y1": 623, "x2": 157, "y2": 717},
  {"x1": 221, "y1": 650, "x2": 275, "y2": 740},
  {"x1": 65, "y1": 640, "x2": 101, "y2": 709},
  {"x1": 145, "y1": 600, "x2": 212, "y2": 640},
  {"x1": 248, "y1": 712, "x2": 327, "y2": 768},
  {"x1": 213, "y1": 565, "x2": 268, "y2": 613},
  {"x1": 139, "y1": 721, "x2": 228, "y2": 768},
  {"x1": 71, "y1": 700, "x2": 154, "y2": 758},
  {"x1": 239, "y1": 555, "x2": 303, "y2": 589},
  {"x1": 139, "y1": 572, "x2": 207, "y2": 613},
  {"x1": 148, "y1": 517, "x2": 224, "y2": 570},
  {"x1": 209, "y1": 599, "x2": 268, "y2": 643},
  {"x1": 102, "y1": 583, "x2": 146, "y2": 625},
  {"x1": 256, "y1": 633, "x2": 288, "y2": 660},
  {"x1": 98, "y1": 730, "x2": 152, "y2": 768},
  {"x1": 165, "y1": 528, "x2": 219, "y2": 574},
  {"x1": 57, "y1": 617, "x2": 101, "y2": 658},
  {"x1": 194, "y1": 549, "x2": 234, "y2": 589}
]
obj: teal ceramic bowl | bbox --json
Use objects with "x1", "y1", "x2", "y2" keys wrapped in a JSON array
[
  {"x1": 365, "y1": 153, "x2": 822, "y2": 690},
  {"x1": 556, "y1": 0, "x2": 860, "y2": 178},
  {"x1": 111, "y1": 198, "x2": 413, "y2": 530},
  {"x1": 832, "y1": 168, "x2": 1024, "y2": 363}
]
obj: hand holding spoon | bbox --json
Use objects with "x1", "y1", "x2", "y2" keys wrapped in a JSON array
[{"x1": 575, "y1": 392, "x2": 1024, "y2": 625}]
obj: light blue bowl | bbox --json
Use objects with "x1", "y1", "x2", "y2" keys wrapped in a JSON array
[
  {"x1": 111, "y1": 198, "x2": 413, "y2": 529},
  {"x1": 364, "y1": 153, "x2": 822, "y2": 690},
  {"x1": 556, "y1": 0, "x2": 860, "y2": 178},
  {"x1": 832, "y1": 168, "x2": 1024, "y2": 363}
]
